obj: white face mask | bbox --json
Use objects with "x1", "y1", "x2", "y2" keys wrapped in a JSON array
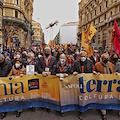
[
  {"x1": 23, "y1": 51, "x2": 27, "y2": 55},
  {"x1": 27, "y1": 59, "x2": 31, "y2": 63},
  {"x1": 81, "y1": 57, "x2": 86, "y2": 62},
  {"x1": 16, "y1": 54, "x2": 20, "y2": 59},
  {"x1": 60, "y1": 59, "x2": 66, "y2": 64},
  {"x1": 15, "y1": 63, "x2": 20, "y2": 68},
  {"x1": 14, "y1": 56, "x2": 16, "y2": 59},
  {"x1": 38, "y1": 55, "x2": 42, "y2": 58},
  {"x1": 75, "y1": 52, "x2": 80, "y2": 55}
]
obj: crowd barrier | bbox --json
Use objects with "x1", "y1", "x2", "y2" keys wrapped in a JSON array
[{"x1": 0, "y1": 74, "x2": 120, "y2": 113}]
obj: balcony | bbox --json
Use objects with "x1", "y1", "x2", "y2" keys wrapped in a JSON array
[
  {"x1": 3, "y1": 2, "x2": 30, "y2": 24},
  {"x1": 2, "y1": 16, "x2": 34, "y2": 35}
]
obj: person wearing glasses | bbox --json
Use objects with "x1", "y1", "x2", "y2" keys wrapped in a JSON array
[{"x1": 90, "y1": 49, "x2": 100, "y2": 66}]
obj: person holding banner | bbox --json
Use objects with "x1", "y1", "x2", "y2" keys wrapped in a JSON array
[
  {"x1": 73, "y1": 51, "x2": 93, "y2": 120},
  {"x1": 110, "y1": 52, "x2": 120, "y2": 73},
  {"x1": 8, "y1": 59, "x2": 26, "y2": 77},
  {"x1": 8, "y1": 59, "x2": 26, "y2": 117},
  {"x1": 38, "y1": 47, "x2": 57, "y2": 113},
  {"x1": 24, "y1": 52, "x2": 38, "y2": 73},
  {"x1": 93, "y1": 53, "x2": 114, "y2": 120},
  {"x1": 0, "y1": 54, "x2": 12, "y2": 119},
  {"x1": 52, "y1": 54, "x2": 73, "y2": 79},
  {"x1": 73, "y1": 51, "x2": 93, "y2": 75},
  {"x1": 38, "y1": 47, "x2": 57, "y2": 77}
]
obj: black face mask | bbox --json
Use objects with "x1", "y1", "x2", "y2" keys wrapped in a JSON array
[
  {"x1": 45, "y1": 53, "x2": 49, "y2": 57},
  {"x1": 103, "y1": 59, "x2": 109, "y2": 64},
  {"x1": 113, "y1": 57, "x2": 118, "y2": 62}
]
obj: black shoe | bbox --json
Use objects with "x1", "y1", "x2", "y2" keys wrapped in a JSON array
[
  {"x1": 61, "y1": 112, "x2": 64, "y2": 117},
  {"x1": 1, "y1": 112, "x2": 7, "y2": 119},
  {"x1": 102, "y1": 115, "x2": 107, "y2": 120},
  {"x1": 31, "y1": 107, "x2": 35, "y2": 112},
  {"x1": 78, "y1": 112, "x2": 83, "y2": 120},
  {"x1": 16, "y1": 112, "x2": 21, "y2": 118},
  {"x1": 46, "y1": 108, "x2": 51, "y2": 113}
]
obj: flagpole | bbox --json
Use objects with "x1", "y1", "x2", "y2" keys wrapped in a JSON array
[{"x1": 97, "y1": 25, "x2": 99, "y2": 49}]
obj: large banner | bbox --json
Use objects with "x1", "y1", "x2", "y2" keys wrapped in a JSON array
[
  {"x1": 0, "y1": 74, "x2": 60, "y2": 112},
  {"x1": 60, "y1": 74, "x2": 120, "y2": 112},
  {"x1": 1, "y1": 74, "x2": 120, "y2": 113}
]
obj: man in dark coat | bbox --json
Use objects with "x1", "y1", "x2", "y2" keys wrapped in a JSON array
[
  {"x1": 0, "y1": 54, "x2": 12, "y2": 119},
  {"x1": 52, "y1": 54, "x2": 73, "y2": 75},
  {"x1": 73, "y1": 51, "x2": 93, "y2": 74},
  {"x1": 38, "y1": 47, "x2": 57, "y2": 112},
  {"x1": 73, "y1": 51, "x2": 93, "y2": 120},
  {"x1": 0, "y1": 54, "x2": 12, "y2": 77},
  {"x1": 38, "y1": 47, "x2": 57, "y2": 76},
  {"x1": 90, "y1": 49, "x2": 100, "y2": 66}
]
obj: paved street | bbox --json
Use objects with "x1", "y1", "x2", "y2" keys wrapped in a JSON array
[{"x1": 2, "y1": 108, "x2": 120, "y2": 120}]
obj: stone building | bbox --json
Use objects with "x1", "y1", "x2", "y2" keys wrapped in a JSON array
[
  {"x1": 0, "y1": 0, "x2": 3, "y2": 47},
  {"x1": 2, "y1": 0, "x2": 34, "y2": 48},
  {"x1": 78, "y1": 0, "x2": 120, "y2": 51},
  {"x1": 32, "y1": 20, "x2": 44, "y2": 46}
]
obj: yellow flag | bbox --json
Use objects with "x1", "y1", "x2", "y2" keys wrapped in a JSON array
[
  {"x1": 86, "y1": 23, "x2": 97, "y2": 40},
  {"x1": 64, "y1": 43, "x2": 67, "y2": 49},
  {"x1": 81, "y1": 29, "x2": 93, "y2": 56}
]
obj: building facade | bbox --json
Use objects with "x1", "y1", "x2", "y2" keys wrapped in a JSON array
[
  {"x1": 2, "y1": 0, "x2": 34, "y2": 48},
  {"x1": 53, "y1": 31, "x2": 60, "y2": 44},
  {"x1": 0, "y1": 0, "x2": 3, "y2": 47},
  {"x1": 32, "y1": 20, "x2": 44, "y2": 46},
  {"x1": 78, "y1": 0, "x2": 120, "y2": 51}
]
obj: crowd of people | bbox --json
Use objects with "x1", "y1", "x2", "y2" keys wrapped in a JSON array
[{"x1": 0, "y1": 45, "x2": 120, "y2": 120}]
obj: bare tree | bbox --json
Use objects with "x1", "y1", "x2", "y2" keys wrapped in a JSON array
[{"x1": 2, "y1": 21, "x2": 21, "y2": 46}]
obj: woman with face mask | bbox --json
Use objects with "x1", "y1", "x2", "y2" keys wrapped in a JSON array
[
  {"x1": 8, "y1": 59, "x2": 26, "y2": 118},
  {"x1": 52, "y1": 53, "x2": 73, "y2": 79},
  {"x1": 67, "y1": 55, "x2": 74, "y2": 66}
]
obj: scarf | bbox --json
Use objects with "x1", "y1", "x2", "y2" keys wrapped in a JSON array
[{"x1": 101, "y1": 61, "x2": 110, "y2": 74}]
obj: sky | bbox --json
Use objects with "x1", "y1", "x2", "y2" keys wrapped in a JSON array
[{"x1": 33, "y1": 0, "x2": 81, "y2": 43}]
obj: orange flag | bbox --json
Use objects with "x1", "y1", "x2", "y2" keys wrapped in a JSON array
[
  {"x1": 81, "y1": 29, "x2": 93, "y2": 56},
  {"x1": 26, "y1": 42, "x2": 28, "y2": 49},
  {"x1": 70, "y1": 43, "x2": 73, "y2": 48},
  {"x1": 86, "y1": 23, "x2": 97, "y2": 40}
]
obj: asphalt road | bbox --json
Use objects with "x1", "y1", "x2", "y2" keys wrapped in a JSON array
[{"x1": 2, "y1": 108, "x2": 120, "y2": 120}]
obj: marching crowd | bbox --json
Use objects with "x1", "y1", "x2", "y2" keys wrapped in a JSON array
[{"x1": 0, "y1": 45, "x2": 120, "y2": 120}]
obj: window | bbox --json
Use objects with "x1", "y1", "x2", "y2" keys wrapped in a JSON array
[
  {"x1": 100, "y1": 6, "x2": 101, "y2": 12},
  {"x1": 15, "y1": 0, "x2": 18, "y2": 5},
  {"x1": 91, "y1": 13, "x2": 92, "y2": 19},
  {"x1": 94, "y1": 20, "x2": 95, "y2": 25},
  {"x1": 15, "y1": 11, "x2": 18, "y2": 18},
  {"x1": 104, "y1": 14, "x2": 106, "y2": 20},
  {"x1": 98, "y1": 18, "x2": 100, "y2": 23},
  {"x1": 95, "y1": 10, "x2": 96, "y2": 15},
  {"x1": 110, "y1": 11, "x2": 112, "y2": 17},
  {"x1": 106, "y1": 1, "x2": 108, "y2": 8}
]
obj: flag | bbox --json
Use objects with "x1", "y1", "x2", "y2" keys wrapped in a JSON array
[
  {"x1": 53, "y1": 41, "x2": 56, "y2": 48},
  {"x1": 114, "y1": 19, "x2": 120, "y2": 54},
  {"x1": 48, "y1": 40, "x2": 51, "y2": 45},
  {"x1": 86, "y1": 23, "x2": 97, "y2": 40},
  {"x1": 50, "y1": 40, "x2": 53, "y2": 48},
  {"x1": 26, "y1": 42, "x2": 28, "y2": 49},
  {"x1": 70, "y1": 43, "x2": 73, "y2": 48},
  {"x1": 81, "y1": 29, "x2": 93, "y2": 56},
  {"x1": 64, "y1": 43, "x2": 67, "y2": 49}
]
